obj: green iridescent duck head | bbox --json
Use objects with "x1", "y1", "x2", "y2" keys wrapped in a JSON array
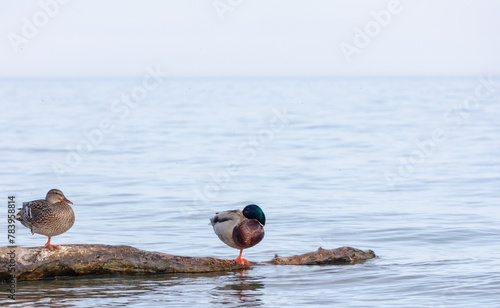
[{"x1": 242, "y1": 204, "x2": 266, "y2": 226}]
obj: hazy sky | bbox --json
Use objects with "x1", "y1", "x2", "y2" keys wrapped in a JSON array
[{"x1": 2, "y1": 0, "x2": 499, "y2": 77}]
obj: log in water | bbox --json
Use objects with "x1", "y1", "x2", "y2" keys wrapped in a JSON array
[{"x1": 0, "y1": 245, "x2": 376, "y2": 281}]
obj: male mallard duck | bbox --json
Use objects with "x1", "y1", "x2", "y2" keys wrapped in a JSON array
[
  {"x1": 210, "y1": 204, "x2": 265, "y2": 265},
  {"x1": 16, "y1": 189, "x2": 75, "y2": 250}
]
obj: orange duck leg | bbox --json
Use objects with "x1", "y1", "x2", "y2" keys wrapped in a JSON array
[
  {"x1": 43, "y1": 237, "x2": 59, "y2": 251},
  {"x1": 234, "y1": 249, "x2": 250, "y2": 265}
]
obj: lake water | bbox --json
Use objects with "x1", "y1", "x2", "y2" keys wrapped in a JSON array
[{"x1": 1, "y1": 77, "x2": 499, "y2": 307}]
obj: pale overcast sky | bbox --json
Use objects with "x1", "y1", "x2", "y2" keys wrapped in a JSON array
[{"x1": 1, "y1": 0, "x2": 499, "y2": 77}]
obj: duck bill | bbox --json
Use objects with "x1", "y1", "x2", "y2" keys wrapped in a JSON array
[{"x1": 61, "y1": 197, "x2": 73, "y2": 204}]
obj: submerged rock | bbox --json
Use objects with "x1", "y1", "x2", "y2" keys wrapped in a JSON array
[{"x1": 0, "y1": 245, "x2": 376, "y2": 281}]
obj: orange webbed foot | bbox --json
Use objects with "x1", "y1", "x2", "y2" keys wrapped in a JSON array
[
  {"x1": 43, "y1": 237, "x2": 59, "y2": 251},
  {"x1": 43, "y1": 243, "x2": 60, "y2": 250},
  {"x1": 234, "y1": 249, "x2": 250, "y2": 265},
  {"x1": 234, "y1": 257, "x2": 250, "y2": 265}
]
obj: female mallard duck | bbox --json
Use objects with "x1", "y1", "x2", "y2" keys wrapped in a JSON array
[
  {"x1": 210, "y1": 204, "x2": 265, "y2": 265},
  {"x1": 16, "y1": 189, "x2": 75, "y2": 251}
]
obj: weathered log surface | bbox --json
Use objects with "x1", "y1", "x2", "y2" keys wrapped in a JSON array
[
  {"x1": 0, "y1": 245, "x2": 376, "y2": 281},
  {"x1": 269, "y1": 246, "x2": 376, "y2": 265}
]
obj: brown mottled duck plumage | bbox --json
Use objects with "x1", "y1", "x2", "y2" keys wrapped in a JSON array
[{"x1": 16, "y1": 189, "x2": 75, "y2": 250}]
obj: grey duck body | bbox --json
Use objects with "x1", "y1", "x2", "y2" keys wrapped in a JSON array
[
  {"x1": 210, "y1": 205, "x2": 265, "y2": 251},
  {"x1": 210, "y1": 210, "x2": 244, "y2": 249}
]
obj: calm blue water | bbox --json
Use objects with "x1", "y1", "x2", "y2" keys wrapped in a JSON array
[{"x1": 1, "y1": 77, "x2": 499, "y2": 307}]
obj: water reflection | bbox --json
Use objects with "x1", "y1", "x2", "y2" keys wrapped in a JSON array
[
  {"x1": 2, "y1": 272, "x2": 232, "y2": 307},
  {"x1": 212, "y1": 270, "x2": 265, "y2": 307},
  {"x1": 0, "y1": 271, "x2": 272, "y2": 307}
]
